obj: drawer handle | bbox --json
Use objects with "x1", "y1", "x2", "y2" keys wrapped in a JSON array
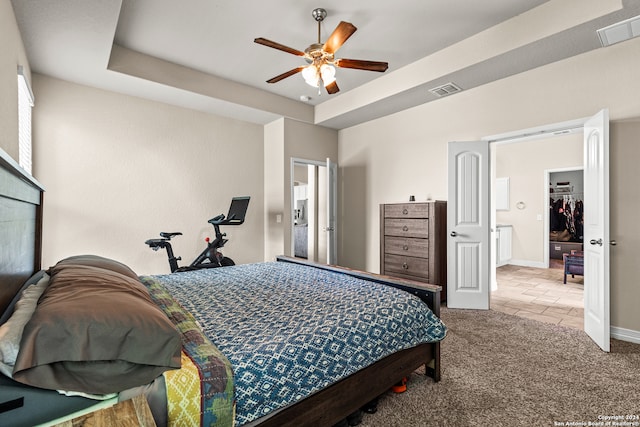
[
  {"x1": 402, "y1": 225, "x2": 409, "y2": 232},
  {"x1": 402, "y1": 208, "x2": 408, "y2": 215},
  {"x1": 403, "y1": 245, "x2": 409, "y2": 251},
  {"x1": 402, "y1": 262, "x2": 409, "y2": 270}
]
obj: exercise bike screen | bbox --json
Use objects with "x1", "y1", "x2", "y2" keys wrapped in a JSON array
[{"x1": 226, "y1": 196, "x2": 250, "y2": 224}]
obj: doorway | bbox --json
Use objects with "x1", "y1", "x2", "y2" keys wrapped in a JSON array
[
  {"x1": 448, "y1": 110, "x2": 610, "y2": 351},
  {"x1": 292, "y1": 161, "x2": 327, "y2": 263},
  {"x1": 547, "y1": 168, "x2": 584, "y2": 269},
  {"x1": 491, "y1": 133, "x2": 585, "y2": 329},
  {"x1": 290, "y1": 158, "x2": 337, "y2": 265}
]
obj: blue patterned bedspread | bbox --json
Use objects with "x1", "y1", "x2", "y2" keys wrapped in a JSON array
[{"x1": 149, "y1": 261, "x2": 446, "y2": 426}]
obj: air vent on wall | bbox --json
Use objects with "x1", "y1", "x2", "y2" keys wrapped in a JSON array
[
  {"x1": 597, "y1": 15, "x2": 640, "y2": 47},
  {"x1": 428, "y1": 82, "x2": 462, "y2": 97}
]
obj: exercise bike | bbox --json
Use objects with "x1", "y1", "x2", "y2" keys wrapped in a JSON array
[{"x1": 145, "y1": 196, "x2": 250, "y2": 273}]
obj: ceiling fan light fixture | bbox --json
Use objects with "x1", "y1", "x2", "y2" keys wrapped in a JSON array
[
  {"x1": 302, "y1": 64, "x2": 320, "y2": 87},
  {"x1": 320, "y1": 64, "x2": 336, "y2": 86},
  {"x1": 302, "y1": 63, "x2": 336, "y2": 88}
]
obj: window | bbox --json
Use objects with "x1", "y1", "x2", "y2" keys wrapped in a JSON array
[{"x1": 17, "y1": 66, "x2": 34, "y2": 175}]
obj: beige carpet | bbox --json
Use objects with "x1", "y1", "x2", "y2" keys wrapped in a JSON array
[{"x1": 358, "y1": 307, "x2": 640, "y2": 427}]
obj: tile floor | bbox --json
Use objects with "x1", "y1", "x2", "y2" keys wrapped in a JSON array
[{"x1": 492, "y1": 263, "x2": 584, "y2": 330}]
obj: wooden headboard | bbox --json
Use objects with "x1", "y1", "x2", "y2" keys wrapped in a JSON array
[{"x1": 0, "y1": 148, "x2": 44, "y2": 315}]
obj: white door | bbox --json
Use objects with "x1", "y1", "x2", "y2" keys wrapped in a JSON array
[
  {"x1": 326, "y1": 158, "x2": 338, "y2": 265},
  {"x1": 583, "y1": 109, "x2": 610, "y2": 352},
  {"x1": 447, "y1": 141, "x2": 491, "y2": 309}
]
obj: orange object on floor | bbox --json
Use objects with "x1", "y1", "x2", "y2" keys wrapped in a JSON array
[{"x1": 391, "y1": 377, "x2": 407, "y2": 393}]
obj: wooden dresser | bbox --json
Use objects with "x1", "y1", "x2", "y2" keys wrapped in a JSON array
[{"x1": 380, "y1": 201, "x2": 447, "y2": 302}]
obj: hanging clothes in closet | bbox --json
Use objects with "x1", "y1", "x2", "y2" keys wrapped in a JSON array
[{"x1": 550, "y1": 193, "x2": 583, "y2": 242}]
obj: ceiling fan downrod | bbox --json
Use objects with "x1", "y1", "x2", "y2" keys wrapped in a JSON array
[{"x1": 312, "y1": 8, "x2": 327, "y2": 44}]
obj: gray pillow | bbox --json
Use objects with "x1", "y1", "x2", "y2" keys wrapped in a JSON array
[{"x1": 13, "y1": 260, "x2": 181, "y2": 394}]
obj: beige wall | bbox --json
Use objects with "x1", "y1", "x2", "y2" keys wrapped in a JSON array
[
  {"x1": 263, "y1": 118, "x2": 338, "y2": 261},
  {"x1": 0, "y1": 2, "x2": 31, "y2": 161},
  {"x1": 338, "y1": 36, "x2": 640, "y2": 332},
  {"x1": 609, "y1": 120, "x2": 640, "y2": 336},
  {"x1": 495, "y1": 134, "x2": 583, "y2": 265},
  {"x1": 264, "y1": 119, "x2": 286, "y2": 261},
  {"x1": 33, "y1": 75, "x2": 264, "y2": 275}
]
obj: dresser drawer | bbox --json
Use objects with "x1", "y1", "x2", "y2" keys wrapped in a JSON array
[
  {"x1": 384, "y1": 236, "x2": 429, "y2": 258},
  {"x1": 384, "y1": 254, "x2": 429, "y2": 280},
  {"x1": 384, "y1": 218, "x2": 429, "y2": 238},
  {"x1": 384, "y1": 203, "x2": 430, "y2": 218}
]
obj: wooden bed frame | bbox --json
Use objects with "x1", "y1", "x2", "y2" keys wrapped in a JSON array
[{"x1": 0, "y1": 153, "x2": 442, "y2": 427}]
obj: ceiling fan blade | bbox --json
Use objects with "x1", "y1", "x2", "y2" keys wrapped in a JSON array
[
  {"x1": 335, "y1": 58, "x2": 389, "y2": 72},
  {"x1": 325, "y1": 81, "x2": 340, "y2": 94},
  {"x1": 254, "y1": 38, "x2": 305, "y2": 57},
  {"x1": 266, "y1": 66, "x2": 305, "y2": 84},
  {"x1": 322, "y1": 21, "x2": 357, "y2": 54}
]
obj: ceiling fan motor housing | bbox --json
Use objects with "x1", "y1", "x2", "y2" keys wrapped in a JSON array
[
  {"x1": 304, "y1": 43, "x2": 334, "y2": 65},
  {"x1": 312, "y1": 8, "x2": 327, "y2": 22}
]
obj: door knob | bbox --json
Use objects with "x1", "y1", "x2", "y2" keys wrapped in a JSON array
[
  {"x1": 450, "y1": 231, "x2": 457, "y2": 237},
  {"x1": 610, "y1": 240, "x2": 617, "y2": 246},
  {"x1": 590, "y1": 238, "x2": 603, "y2": 246}
]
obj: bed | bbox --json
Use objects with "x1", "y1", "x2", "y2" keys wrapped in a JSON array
[{"x1": 0, "y1": 150, "x2": 445, "y2": 427}]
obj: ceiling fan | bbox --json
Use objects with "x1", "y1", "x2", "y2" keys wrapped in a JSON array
[{"x1": 254, "y1": 8, "x2": 389, "y2": 95}]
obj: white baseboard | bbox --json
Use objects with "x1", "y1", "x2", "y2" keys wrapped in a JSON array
[
  {"x1": 611, "y1": 326, "x2": 640, "y2": 344},
  {"x1": 506, "y1": 259, "x2": 547, "y2": 269}
]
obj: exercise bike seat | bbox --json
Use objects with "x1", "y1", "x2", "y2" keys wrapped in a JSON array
[{"x1": 159, "y1": 232, "x2": 183, "y2": 239}]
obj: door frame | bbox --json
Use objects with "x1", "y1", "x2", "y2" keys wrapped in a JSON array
[
  {"x1": 290, "y1": 158, "x2": 325, "y2": 261},
  {"x1": 484, "y1": 117, "x2": 587, "y2": 273},
  {"x1": 545, "y1": 166, "x2": 584, "y2": 269},
  {"x1": 482, "y1": 112, "x2": 610, "y2": 351},
  {"x1": 290, "y1": 157, "x2": 337, "y2": 263}
]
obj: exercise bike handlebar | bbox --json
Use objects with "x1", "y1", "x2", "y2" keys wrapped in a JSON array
[
  {"x1": 208, "y1": 214, "x2": 245, "y2": 226},
  {"x1": 208, "y1": 214, "x2": 226, "y2": 225}
]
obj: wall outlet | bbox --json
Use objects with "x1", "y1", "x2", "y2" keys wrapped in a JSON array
[
  {"x1": 536, "y1": 214, "x2": 543, "y2": 221},
  {"x1": 276, "y1": 214, "x2": 282, "y2": 223}
]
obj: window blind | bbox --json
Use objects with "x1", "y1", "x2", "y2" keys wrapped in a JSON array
[{"x1": 17, "y1": 66, "x2": 34, "y2": 175}]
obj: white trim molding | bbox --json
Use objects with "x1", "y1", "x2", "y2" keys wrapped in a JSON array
[
  {"x1": 483, "y1": 117, "x2": 587, "y2": 145},
  {"x1": 507, "y1": 259, "x2": 547, "y2": 269},
  {"x1": 611, "y1": 326, "x2": 640, "y2": 344}
]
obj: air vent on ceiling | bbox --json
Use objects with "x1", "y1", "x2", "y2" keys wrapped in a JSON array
[
  {"x1": 597, "y1": 14, "x2": 640, "y2": 47},
  {"x1": 428, "y1": 82, "x2": 462, "y2": 97}
]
